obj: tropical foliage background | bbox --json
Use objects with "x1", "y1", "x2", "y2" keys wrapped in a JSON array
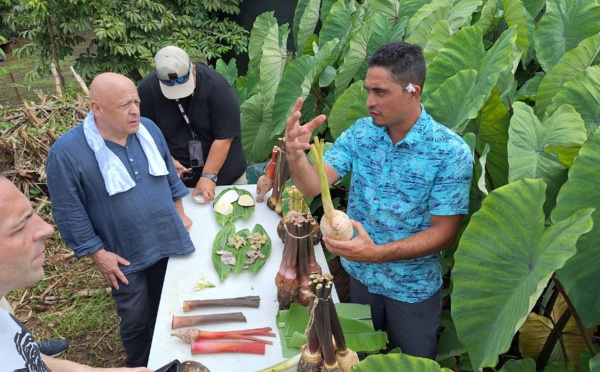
[
  {"x1": 218, "y1": 0, "x2": 600, "y2": 370},
  {"x1": 1, "y1": 0, "x2": 599, "y2": 370}
]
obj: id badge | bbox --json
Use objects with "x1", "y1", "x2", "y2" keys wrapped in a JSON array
[{"x1": 188, "y1": 140, "x2": 204, "y2": 168}]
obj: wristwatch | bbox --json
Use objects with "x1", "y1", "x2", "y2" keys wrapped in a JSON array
[{"x1": 201, "y1": 173, "x2": 218, "y2": 183}]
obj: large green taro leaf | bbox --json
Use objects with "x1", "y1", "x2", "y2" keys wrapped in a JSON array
[
  {"x1": 320, "y1": 0, "x2": 338, "y2": 24},
  {"x1": 452, "y1": 178, "x2": 594, "y2": 370},
  {"x1": 535, "y1": 33, "x2": 600, "y2": 119},
  {"x1": 497, "y1": 358, "x2": 537, "y2": 372},
  {"x1": 424, "y1": 25, "x2": 484, "y2": 102},
  {"x1": 447, "y1": 0, "x2": 482, "y2": 31},
  {"x1": 328, "y1": 80, "x2": 369, "y2": 139},
  {"x1": 271, "y1": 40, "x2": 339, "y2": 137},
  {"x1": 407, "y1": 0, "x2": 452, "y2": 36},
  {"x1": 422, "y1": 20, "x2": 453, "y2": 68},
  {"x1": 469, "y1": 86, "x2": 510, "y2": 190},
  {"x1": 369, "y1": 0, "x2": 401, "y2": 23},
  {"x1": 551, "y1": 126, "x2": 600, "y2": 327},
  {"x1": 334, "y1": 18, "x2": 372, "y2": 99},
  {"x1": 508, "y1": 103, "x2": 587, "y2": 215},
  {"x1": 425, "y1": 69, "x2": 480, "y2": 132},
  {"x1": 398, "y1": 0, "x2": 430, "y2": 21},
  {"x1": 247, "y1": 12, "x2": 276, "y2": 80},
  {"x1": 365, "y1": 12, "x2": 408, "y2": 63},
  {"x1": 545, "y1": 65, "x2": 600, "y2": 139},
  {"x1": 293, "y1": 0, "x2": 321, "y2": 56},
  {"x1": 532, "y1": 0, "x2": 600, "y2": 72},
  {"x1": 241, "y1": 93, "x2": 277, "y2": 163},
  {"x1": 590, "y1": 353, "x2": 600, "y2": 371},
  {"x1": 502, "y1": 0, "x2": 535, "y2": 65},
  {"x1": 259, "y1": 14, "x2": 285, "y2": 106},
  {"x1": 406, "y1": 6, "x2": 450, "y2": 48},
  {"x1": 215, "y1": 58, "x2": 238, "y2": 86},
  {"x1": 425, "y1": 25, "x2": 516, "y2": 132},
  {"x1": 319, "y1": 9, "x2": 352, "y2": 50},
  {"x1": 426, "y1": 26, "x2": 516, "y2": 132},
  {"x1": 521, "y1": 0, "x2": 545, "y2": 19},
  {"x1": 352, "y1": 352, "x2": 453, "y2": 371},
  {"x1": 474, "y1": 0, "x2": 501, "y2": 35},
  {"x1": 269, "y1": 54, "x2": 315, "y2": 139}
]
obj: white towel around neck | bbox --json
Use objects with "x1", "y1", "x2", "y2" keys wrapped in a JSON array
[{"x1": 83, "y1": 111, "x2": 169, "y2": 196}]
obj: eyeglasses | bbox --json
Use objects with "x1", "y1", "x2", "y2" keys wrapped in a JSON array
[{"x1": 158, "y1": 64, "x2": 192, "y2": 86}]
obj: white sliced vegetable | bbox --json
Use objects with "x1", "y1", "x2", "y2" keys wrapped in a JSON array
[
  {"x1": 193, "y1": 194, "x2": 207, "y2": 204},
  {"x1": 214, "y1": 200, "x2": 234, "y2": 215},
  {"x1": 219, "y1": 189, "x2": 239, "y2": 204},
  {"x1": 238, "y1": 194, "x2": 255, "y2": 207}
]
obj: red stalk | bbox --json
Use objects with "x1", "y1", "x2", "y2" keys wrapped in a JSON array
[
  {"x1": 171, "y1": 327, "x2": 276, "y2": 344},
  {"x1": 256, "y1": 147, "x2": 278, "y2": 202},
  {"x1": 191, "y1": 341, "x2": 266, "y2": 355},
  {"x1": 196, "y1": 331, "x2": 273, "y2": 345},
  {"x1": 265, "y1": 147, "x2": 278, "y2": 178}
]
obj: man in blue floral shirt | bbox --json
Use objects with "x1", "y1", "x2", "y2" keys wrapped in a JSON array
[{"x1": 285, "y1": 41, "x2": 473, "y2": 359}]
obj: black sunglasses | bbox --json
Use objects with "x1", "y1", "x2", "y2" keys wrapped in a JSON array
[{"x1": 158, "y1": 64, "x2": 192, "y2": 86}]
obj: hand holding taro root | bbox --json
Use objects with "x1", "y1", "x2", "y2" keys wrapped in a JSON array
[{"x1": 284, "y1": 97, "x2": 355, "y2": 243}]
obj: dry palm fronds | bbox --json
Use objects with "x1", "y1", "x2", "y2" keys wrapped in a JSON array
[{"x1": 0, "y1": 92, "x2": 89, "y2": 197}]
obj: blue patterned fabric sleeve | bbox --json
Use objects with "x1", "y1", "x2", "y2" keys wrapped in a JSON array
[
  {"x1": 429, "y1": 133, "x2": 473, "y2": 215},
  {"x1": 323, "y1": 121, "x2": 359, "y2": 179}
]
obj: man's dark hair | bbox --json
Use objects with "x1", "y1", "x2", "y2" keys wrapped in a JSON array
[{"x1": 369, "y1": 41, "x2": 426, "y2": 88}]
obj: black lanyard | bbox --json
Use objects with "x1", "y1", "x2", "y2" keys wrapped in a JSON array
[{"x1": 176, "y1": 99, "x2": 198, "y2": 139}]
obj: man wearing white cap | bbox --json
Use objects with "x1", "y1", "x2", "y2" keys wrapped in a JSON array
[{"x1": 138, "y1": 46, "x2": 247, "y2": 202}]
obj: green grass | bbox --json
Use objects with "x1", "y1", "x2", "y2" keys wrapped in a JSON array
[{"x1": 39, "y1": 290, "x2": 115, "y2": 337}]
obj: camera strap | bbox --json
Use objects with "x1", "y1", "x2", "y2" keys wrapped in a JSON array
[{"x1": 175, "y1": 99, "x2": 198, "y2": 139}]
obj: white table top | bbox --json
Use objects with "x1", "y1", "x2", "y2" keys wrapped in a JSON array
[{"x1": 147, "y1": 184, "x2": 337, "y2": 371}]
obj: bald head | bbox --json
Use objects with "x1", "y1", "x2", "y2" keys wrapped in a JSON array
[
  {"x1": 89, "y1": 73, "x2": 141, "y2": 144},
  {"x1": 90, "y1": 72, "x2": 137, "y2": 103}
]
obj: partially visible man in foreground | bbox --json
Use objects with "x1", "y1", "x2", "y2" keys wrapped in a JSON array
[
  {"x1": 0, "y1": 175, "x2": 152, "y2": 371},
  {"x1": 46, "y1": 72, "x2": 195, "y2": 367},
  {"x1": 285, "y1": 41, "x2": 473, "y2": 358}
]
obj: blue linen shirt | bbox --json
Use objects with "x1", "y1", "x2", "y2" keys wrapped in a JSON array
[
  {"x1": 324, "y1": 107, "x2": 473, "y2": 303},
  {"x1": 46, "y1": 117, "x2": 195, "y2": 274}
]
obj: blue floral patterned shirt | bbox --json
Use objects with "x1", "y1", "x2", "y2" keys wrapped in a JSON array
[{"x1": 324, "y1": 107, "x2": 473, "y2": 303}]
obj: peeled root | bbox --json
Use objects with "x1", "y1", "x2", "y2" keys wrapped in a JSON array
[
  {"x1": 322, "y1": 362, "x2": 343, "y2": 372},
  {"x1": 321, "y1": 210, "x2": 353, "y2": 241},
  {"x1": 296, "y1": 288, "x2": 311, "y2": 307},
  {"x1": 256, "y1": 175, "x2": 273, "y2": 203},
  {"x1": 171, "y1": 328, "x2": 201, "y2": 343},
  {"x1": 275, "y1": 273, "x2": 299, "y2": 310},
  {"x1": 336, "y1": 348, "x2": 359, "y2": 372},
  {"x1": 297, "y1": 344, "x2": 323, "y2": 372}
]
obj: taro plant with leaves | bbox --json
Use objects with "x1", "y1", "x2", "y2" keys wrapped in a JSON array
[{"x1": 219, "y1": 0, "x2": 600, "y2": 370}]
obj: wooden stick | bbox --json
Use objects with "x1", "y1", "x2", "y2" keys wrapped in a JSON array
[
  {"x1": 70, "y1": 66, "x2": 89, "y2": 96},
  {"x1": 50, "y1": 63, "x2": 62, "y2": 98}
]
